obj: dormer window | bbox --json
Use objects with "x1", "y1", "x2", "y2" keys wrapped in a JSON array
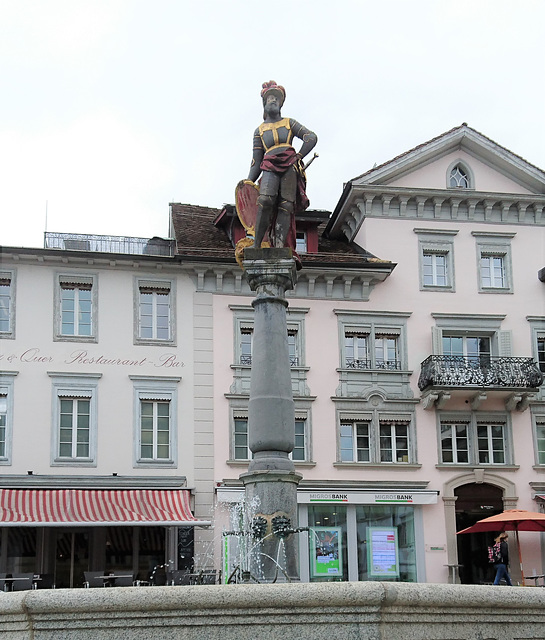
[
  {"x1": 296, "y1": 231, "x2": 308, "y2": 253},
  {"x1": 449, "y1": 163, "x2": 470, "y2": 189}
]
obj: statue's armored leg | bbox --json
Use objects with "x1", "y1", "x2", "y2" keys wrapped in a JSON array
[
  {"x1": 274, "y1": 200, "x2": 294, "y2": 247},
  {"x1": 254, "y1": 171, "x2": 280, "y2": 248},
  {"x1": 274, "y1": 166, "x2": 297, "y2": 248},
  {"x1": 254, "y1": 194, "x2": 276, "y2": 248}
]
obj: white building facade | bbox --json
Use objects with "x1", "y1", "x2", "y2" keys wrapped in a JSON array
[{"x1": 0, "y1": 237, "x2": 214, "y2": 587}]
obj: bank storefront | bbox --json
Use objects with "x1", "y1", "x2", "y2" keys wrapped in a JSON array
[{"x1": 217, "y1": 485, "x2": 438, "y2": 583}]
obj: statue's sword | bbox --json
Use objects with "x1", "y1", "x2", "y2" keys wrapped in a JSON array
[{"x1": 303, "y1": 152, "x2": 319, "y2": 170}]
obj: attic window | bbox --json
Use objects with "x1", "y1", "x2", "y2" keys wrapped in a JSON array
[
  {"x1": 449, "y1": 164, "x2": 470, "y2": 189},
  {"x1": 296, "y1": 231, "x2": 307, "y2": 253}
]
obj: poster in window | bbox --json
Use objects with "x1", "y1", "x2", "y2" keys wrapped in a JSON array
[
  {"x1": 310, "y1": 527, "x2": 342, "y2": 577},
  {"x1": 367, "y1": 527, "x2": 400, "y2": 577}
]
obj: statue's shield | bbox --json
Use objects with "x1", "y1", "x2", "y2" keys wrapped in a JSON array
[{"x1": 235, "y1": 180, "x2": 260, "y2": 235}]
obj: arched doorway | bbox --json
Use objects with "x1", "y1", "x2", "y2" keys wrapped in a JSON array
[{"x1": 455, "y1": 483, "x2": 503, "y2": 584}]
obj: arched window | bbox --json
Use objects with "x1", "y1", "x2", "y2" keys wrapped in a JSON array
[{"x1": 449, "y1": 163, "x2": 470, "y2": 188}]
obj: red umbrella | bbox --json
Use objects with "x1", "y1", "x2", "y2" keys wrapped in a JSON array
[{"x1": 457, "y1": 509, "x2": 545, "y2": 585}]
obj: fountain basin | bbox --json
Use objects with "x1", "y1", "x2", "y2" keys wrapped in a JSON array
[{"x1": 1, "y1": 581, "x2": 544, "y2": 639}]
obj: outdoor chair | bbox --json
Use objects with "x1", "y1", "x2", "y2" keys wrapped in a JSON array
[
  {"x1": 0, "y1": 573, "x2": 7, "y2": 592},
  {"x1": 84, "y1": 571, "x2": 106, "y2": 588},
  {"x1": 34, "y1": 573, "x2": 55, "y2": 589},
  {"x1": 167, "y1": 570, "x2": 192, "y2": 585},
  {"x1": 11, "y1": 573, "x2": 34, "y2": 591}
]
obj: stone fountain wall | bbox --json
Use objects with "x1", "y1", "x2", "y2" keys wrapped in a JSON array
[{"x1": 1, "y1": 582, "x2": 544, "y2": 639}]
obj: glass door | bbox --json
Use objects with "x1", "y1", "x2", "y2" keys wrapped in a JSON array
[{"x1": 54, "y1": 529, "x2": 89, "y2": 588}]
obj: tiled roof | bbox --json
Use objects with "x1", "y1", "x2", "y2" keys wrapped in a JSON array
[{"x1": 170, "y1": 203, "x2": 390, "y2": 268}]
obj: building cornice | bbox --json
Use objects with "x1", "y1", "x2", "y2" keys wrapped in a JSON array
[{"x1": 327, "y1": 184, "x2": 545, "y2": 241}]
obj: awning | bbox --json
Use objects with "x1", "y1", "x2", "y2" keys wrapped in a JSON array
[{"x1": 0, "y1": 489, "x2": 211, "y2": 527}]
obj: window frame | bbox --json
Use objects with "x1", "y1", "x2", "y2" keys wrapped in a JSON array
[
  {"x1": 130, "y1": 376, "x2": 180, "y2": 467},
  {"x1": 0, "y1": 270, "x2": 16, "y2": 339},
  {"x1": 337, "y1": 410, "x2": 415, "y2": 465},
  {"x1": 54, "y1": 273, "x2": 98, "y2": 343},
  {"x1": 49, "y1": 372, "x2": 101, "y2": 467},
  {"x1": 437, "y1": 412, "x2": 512, "y2": 467},
  {"x1": 473, "y1": 232, "x2": 515, "y2": 294},
  {"x1": 0, "y1": 372, "x2": 17, "y2": 465},
  {"x1": 232, "y1": 306, "x2": 306, "y2": 368},
  {"x1": 534, "y1": 417, "x2": 545, "y2": 467},
  {"x1": 446, "y1": 159, "x2": 474, "y2": 190},
  {"x1": 414, "y1": 228, "x2": 457, "y2": 293},
  {"x1": 229, "y1": 411, "x2": 311, "y2": 464},
  {"x1": 134, "y1": 278, "x2": 176, "y2": 346},
  {"x1": 338, "y1": 313, "x2": 409, "y2": 371}
]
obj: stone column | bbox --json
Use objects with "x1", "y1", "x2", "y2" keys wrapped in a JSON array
[{"x1": 240, "y1": 248, "x2": 302, "y2": 582}]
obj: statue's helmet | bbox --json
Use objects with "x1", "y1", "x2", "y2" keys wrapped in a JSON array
[{"x1": 261, "y1": 80, "x2": 286, "y2": 108}]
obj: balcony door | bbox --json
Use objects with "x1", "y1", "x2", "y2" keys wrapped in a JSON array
[{"x1": 443, "y1": 335, "x2": 491, "y2": 360}]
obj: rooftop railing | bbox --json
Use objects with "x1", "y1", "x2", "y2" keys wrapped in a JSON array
[
  {"x1": 418, "y1": 355, "x2": 544, "y2": 391},
  {"x1": 44, "y1": 232, "x2": 175, "y2": 257}
]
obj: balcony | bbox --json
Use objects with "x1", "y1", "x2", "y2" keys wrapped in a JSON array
[
  {"x1": 418, "y1": 355, "x2": 544, "y2": 411},
  {"x1": 44, "y1": 232, "x2": 174, "y2": 257}
]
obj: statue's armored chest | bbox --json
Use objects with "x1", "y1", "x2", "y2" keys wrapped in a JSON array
[{"x1": 259, "y1": 118, "x2": 293, "y2": 152}]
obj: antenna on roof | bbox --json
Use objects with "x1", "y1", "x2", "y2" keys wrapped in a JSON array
[{"x1": 45, "y1": 200, "x2": 48, "y2": 232}]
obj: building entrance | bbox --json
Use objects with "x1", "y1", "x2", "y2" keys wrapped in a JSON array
[{"x1": 455, "y1": 483, "x2": 503, "y2": 584}]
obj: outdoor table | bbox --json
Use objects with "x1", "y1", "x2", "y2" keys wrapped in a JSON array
[
  {"x1": 526, "y1": 574, "x2": 545, "y2": 586},
  {"x1": 2, "y1": 576, "x2": 37, "y2": 591}
]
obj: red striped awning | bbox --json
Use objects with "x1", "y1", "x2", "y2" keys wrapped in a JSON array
[{"x1": 0, "y1": 489, "x2": 209, "y2": 527}]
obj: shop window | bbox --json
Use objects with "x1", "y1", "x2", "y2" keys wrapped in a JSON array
[
  {"x1": 0, "y1": 270, "x2": 15, "y2": 338},
  {"x1": 356, "y1": 505, "x2": 416, "y2": 582},
  {"x1": 131, "y1": 376, "x2": 180, "y2": 467},
  {"x1": 438, "y1": 414, "x2": 510, "y2": 466},
  {"x1": 49, "y1": 373, "x2": 101, "y2": 466},
  {"x1": 308, "y1": 504, "x2": 348, "y2": 582},
  {"x1": 135, "y1": 278, "x2": 175, "y2": 345}
]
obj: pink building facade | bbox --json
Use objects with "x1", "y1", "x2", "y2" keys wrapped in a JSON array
[{"x1": 212, "y1": 125, "x2": 545, "y2": 584}]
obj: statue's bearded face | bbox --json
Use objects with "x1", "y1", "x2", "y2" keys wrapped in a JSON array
[{"x1": 264, "y1": 93, "x2": 281, "y2": 117}]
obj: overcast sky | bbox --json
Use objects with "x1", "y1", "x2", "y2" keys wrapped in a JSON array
[{"x1": 2, "y1": 0, "x2": 545, "y2": 248}]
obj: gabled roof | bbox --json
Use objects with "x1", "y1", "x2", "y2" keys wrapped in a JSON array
[{"x1": 352, "y1": 123, "x2": 545, "y2": 194}]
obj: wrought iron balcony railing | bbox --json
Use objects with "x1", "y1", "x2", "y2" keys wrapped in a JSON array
[
  {"x1": 345, "y1": 358, "x2": 401, "y2": 371},
  {"x1": 239, "y1": 356, "x2": 300, "y2": 367},
  {"x1": 418, "y1": 355, "x2": 544, "y2": 391}
]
